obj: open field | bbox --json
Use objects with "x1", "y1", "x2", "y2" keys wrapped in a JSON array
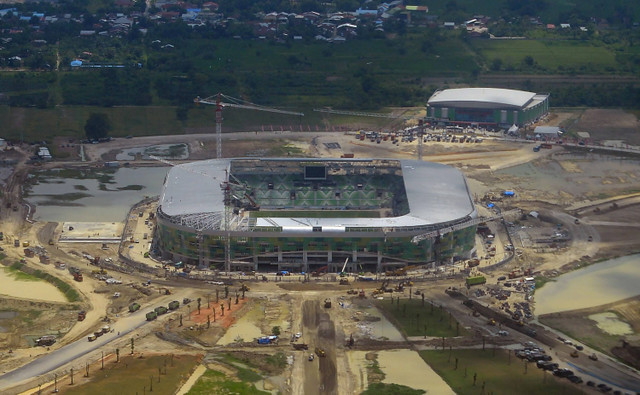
[
  {"x1": 0, "y1": 104, "x2": 395, "y2": 143},
  {"x1": 44, "y1": 354, "x2": 202, "y2": 395},
  {"x1": 420, "y1": 349, "x2": 585, "y2": 395},
  {"x1": 472, "y1": 39, "x2": 618, "y2": 71},
  {"x1": 375, "y1": 298, "x2": 466, "y2": 338}
]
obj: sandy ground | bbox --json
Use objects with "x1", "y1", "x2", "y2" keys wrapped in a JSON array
[{"x1": 2, "y1": 109, "x2": 640, "y2": 393}]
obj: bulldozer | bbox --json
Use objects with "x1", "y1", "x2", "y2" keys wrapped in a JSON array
[{"x1": 339, "y1": 278, "x2": 349, "y2": 285}]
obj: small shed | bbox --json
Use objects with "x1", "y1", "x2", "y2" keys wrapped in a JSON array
[{"x1": 534, "y1": 126, "x2": 561, "y2": 139}]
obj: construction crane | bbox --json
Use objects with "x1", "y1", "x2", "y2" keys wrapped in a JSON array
[
  {"x1": 195, "y1": 93, "x2": 304, "y2": 159},
  {"x1": 313, "y1": 107, "x2": 425, "y2": 159},
  {"x1": 313, "y1": 108, "x2": 415, "y2": 120},
  {"x1": 411, "y1": 209, "x2": 520, "y2": 244}
]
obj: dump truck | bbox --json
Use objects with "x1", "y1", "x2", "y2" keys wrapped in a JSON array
[
  {"x1": 168, "y1": 300, "x2": 180, "y2": 310},
  {"x1": 146, "y1": 311, "x2": 158, "y2": 321},
  {"x1": 35, "y1": 335, "x2": 56, "y2": 347},
  {"x1": 101, "y1": 325, "x2": 111, "y2": 334},
  {"x1": 129, "y1": 303, "x2": 141, "y2": 313},
  {"x1": 154, "y1": 306, "x2": 168, "y2": 315},
  {"x1": 465, "y1": 276, "x2": 486, "y2": 287},
  {"x1": 324, "y1": 299, "x2": 331, "y2": 308}
]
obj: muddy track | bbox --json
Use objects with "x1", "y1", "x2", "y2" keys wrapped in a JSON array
[{"x1": 302, "y1": 299, "x2": 338, "y2": 394}]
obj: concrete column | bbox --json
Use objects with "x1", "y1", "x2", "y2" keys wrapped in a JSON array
[
  {"x1": 278, "y1": 250, "x2": 282, "y2": 262},
  {"x1": 352, "y1": 250, "x2": 357, "y2": 263},
  {"x1": 377, "y1": 250, "x2": 382, "y2": 273},
  {"x1": 327, "y1": 250, "x2": 332, "y2": 263},
  {"x1": 303, "y1": 250, "x2": 307, "y2": 264}
]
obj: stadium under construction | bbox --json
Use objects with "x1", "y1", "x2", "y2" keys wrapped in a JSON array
[{"x1": 155, "y1": 158, "x2": 478, "y2": 273}]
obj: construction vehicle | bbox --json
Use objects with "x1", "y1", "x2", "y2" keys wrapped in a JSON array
[
  {"x1": 35, "y1": 335, "x2": 56, "y2": 347},
  {"x1": 87, "y1": 334, "x2": 97, "y2": 342},
  {"x1": 346, "y1": 334, "x2": 354, "y2": 347},
  {"x1": 239, "y1": 283, "x2": 250, "y2": 292},
  {"x1": 78, "y1": 311, "x2": 86, "y2": 321},
  {"x1": 570, "y1": 350, "x2": 579, "y2": 358},
  {"x1": 487, "y1": 319, "x2": 496, "y2": 326},
  {"x1": 154, "y1": 306, "x2": 168, "y2": 315},
  {"x1": 358, "y1": 289, "x2": 366, "y2": 298},
  {"x1": 129, "y1": 303, "x2": 141, "y2": 312},
  {"x1": 324, "y1": 299, "x2": 331, "y2": 308},
  {"x1": 168, "y1": 300, "x2": 180, "y2": 310},
  {"x1": 73, "y1": 272, "x2": 83, "y2": 282},
  {"x1": 158, "y1": 288, "x2": 171, "y2": 295},
  {"x1": 588, "y1": 353, "x2": 598, "y2": 361},
  {"x1": 101, "y1": 325, "x2": 111, "y2": 334},
  {"x1": 339, "y1": 258, "x2": 349, "y2": 277},
  {"x1": 347, "y1": 289, "x2": 358, "y2": 295},
  {"x1": 339, "y1": 278, "x2": 349, "y2": 285},
  {"x1": 146, "y1": 311, "x2": 158, "y2": 321},
  {"x1": 312, "y1": 266, "x2": 328, "y2": 277},
  {"x1": 465, "y1": 276, "x2": 486, "y2": 287},
  {"x1": 467, "y1": 259, "x2": 480, "y2": 268},
  {"x1": 315, "y1": 347, "x2": 326, "y2": 357}
]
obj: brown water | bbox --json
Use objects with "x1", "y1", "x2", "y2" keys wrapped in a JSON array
[
  {"x1": 0, "y1": 268, "x2": 67, "y2": 303},
  {"x1": 378, "y1": 350, "x2": 454, "y2": 394},
  {"x1": 535, "y1": 254, "x2": 640, "y2": 315},
  {"x1": 216, "y1": 304, "x2": 263, "y2": 345}
]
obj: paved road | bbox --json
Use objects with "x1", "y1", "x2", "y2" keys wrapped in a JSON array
[{"x1": 0, "y1": 292, "x2": 186, "y2": 392}]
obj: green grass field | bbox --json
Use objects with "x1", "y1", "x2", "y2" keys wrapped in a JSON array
[
  {"x1": 0, "y1": 103, "x2": 395, "y2": 143},
  {"x1": 62, "y1": 354, "x2": 201, "y2": 395},
  {"x1": 186, "y1": 369, "x2": 268, "y2": 395},
  {"x1": 375, "y1": 298, "x2": 466, "y2": 338},
  {"x1": 473, "y1": 39, "x2": 618, "y2": 72},
  {"x1": 420, "y1": 349, "x2": 584, "y2": 395}
]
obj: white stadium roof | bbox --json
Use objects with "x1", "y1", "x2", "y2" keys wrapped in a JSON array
[
  {"x1": 428, "y1": 88, "x2": 537, "y2": 109},
  {"x1": 159, "y1": 159, "x2": 477, "y2": 232}
]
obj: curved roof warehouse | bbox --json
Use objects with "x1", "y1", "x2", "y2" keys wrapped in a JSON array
[{"x1": 427, "y1": 87, "x2": 549, "y2": 128}]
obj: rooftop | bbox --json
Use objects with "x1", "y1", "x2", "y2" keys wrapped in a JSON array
[
  {"x1": 428, "y1": 88, "x2": 538, "y2": 109},
  {"x1": 159, "y1": 158, "x2": 476, "y2": 232}
]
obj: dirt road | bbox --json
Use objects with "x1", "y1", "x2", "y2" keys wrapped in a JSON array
[{"x1": 302, "y1": 299, "x2": 338, "y2": 394}]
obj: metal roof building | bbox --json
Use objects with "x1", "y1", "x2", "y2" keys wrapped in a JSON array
[
  {"x1": 427, "y1": 88, "x2": 549, "y2": 128},
  {"x1": 156, "y1": 158, "x2": 478, "y2": 272}
]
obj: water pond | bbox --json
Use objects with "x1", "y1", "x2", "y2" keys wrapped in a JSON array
[
  {"x1": 24, "y1": 167, "x2": 169, "y2": 222},
  {"x1": 535, "y1": 254, "x2": 640, "y2": 315}
]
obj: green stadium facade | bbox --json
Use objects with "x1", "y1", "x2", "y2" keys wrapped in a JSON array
[{"x1": 155, "y1": 158, "x2": 477, "y2": 273}]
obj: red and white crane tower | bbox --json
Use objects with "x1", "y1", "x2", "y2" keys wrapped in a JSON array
[{"x1": 195, "y1": 93, "x2": 304, "y2": 159}]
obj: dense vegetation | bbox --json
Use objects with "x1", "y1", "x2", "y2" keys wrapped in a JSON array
[{"x1": 1, "y1": 0, "x2": 640, "y2": 140}]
